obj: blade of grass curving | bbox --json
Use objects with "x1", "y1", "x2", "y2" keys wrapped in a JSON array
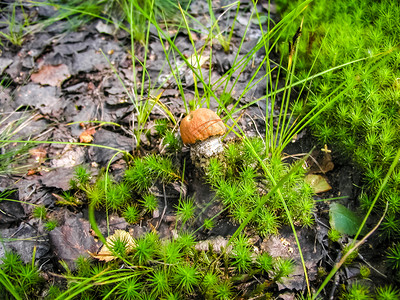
[
  {"x1": 0, "y1": 268, "x2": 22, "y2": 300},
  {"x1": 216, "y1": 108, "x2": 313, "y2": 294},
  {"x1": 155, "y1": 30, "x2": 189, "y2": 113},
  {"x1": 140, "y1": 0, "x2": 154, "y2": 97},
  {"x1": 100, "y1": 48, "x2": 176, "y2": 147},
  {"x1": 102, "y1": 281, "x2": 122, "y2": 299},
  {"x1": 27, "y1": 1, "x2": 117, "y2": 31},
  {"x1": 148, "y1": 93, "x2": 177, "y2": 125},
  {"x1": 353, "y1": 148, "x2": 400, "y2": 243},
  {"x1": 192, "y1": 207, "x2": 229, "y2": 234},
  {"x1": 206, "y1": 0, "x2": 239, "y2": 53},
  {"x1": 220, "y1": 3, "x2": 252, "y2": 100},
  {"x1": 178, "y1": 3, "x2": 207, "y2": 99},
  {"x1": 55, "y1": 267, "x2": 109, "y2": 300},
  {"x1": 268, "y1": 54, "x2": 285, "y2": 153},
  {"x1": 54, "y1": 268, "x2": 147, "y2": 300},
  {"x1": 153, "y1": 11, "x2": 192, "y2": 113},
  {"x1": 276, "y1": 19, "x2": 303, "y2": 156},
  {"x1": 88, "y1": 153, "x2": 139, "y2": 267},
  {"x1": 225, "y1": 1, "x2": 240, "y2": 48},
  {"x1": 278, "y1": 28, "x2": 330, "y2": 148}
]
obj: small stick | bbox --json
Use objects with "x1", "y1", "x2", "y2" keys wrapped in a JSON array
[{"x1": 155, "y1": 183, "x2": 168, "y2": 230}]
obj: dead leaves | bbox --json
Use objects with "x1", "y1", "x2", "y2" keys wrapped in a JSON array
[
  {"x1": 79, "y1": 127, "x2": 96, "y2": 143},
  {"x1": 88, "y1": 230, "x2": 136, "y2": 262},
  {"x1": 305, "y1": 174, "x2": 332, "y2": 194},
  {"x1": 29, "y1": 147, "x2": 47, "y2": 164},
  {"x1": 31, "y1": 64, "x2": 71, "y2": 87},
  {"x1": 26, "y1": 147, "x2": 47, "y2": 175},
  {"x1": 305, "y1": 144, "x2": 334, "y2": 194}
]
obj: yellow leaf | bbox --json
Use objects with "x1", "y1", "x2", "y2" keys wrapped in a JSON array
[
  {"x1": 305, "y1": 174, "x2": 332, "y2": 194},
  {"x1": 89, "y1": 230, "x2": 136, "y2": 262}
]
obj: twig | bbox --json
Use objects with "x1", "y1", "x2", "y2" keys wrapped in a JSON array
[
  {"x1": 357, "y1": 252, "x2": 387, "y2": 278},
  {"x1": 282, "y1": 152, "x2": 326, "y2": 173},
  {"x1": 245, "y1": 112, "x2": 266, "y2": 148},
  {"x1": 155, "y1": 183, "x2": 167, "y2": 230}
]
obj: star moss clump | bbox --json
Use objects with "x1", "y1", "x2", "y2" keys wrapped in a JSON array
[
  {"x1": 205, "y1": 137, "x2": 315, "y2": 237},
  {"x1": 275, "y1": 0, "x2": 400, "y2": 242}
]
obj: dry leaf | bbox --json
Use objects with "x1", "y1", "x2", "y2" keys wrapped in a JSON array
[
  {"x1": 320, "y1": 153, "x2": 334, "y2": 173},
  {"x1": 305, "y1": 174, "x2": 332, "y2": 193},
  {"x1": 27, "y1": 169, "x2": 37, "y2": 176},
  {"x1": 79, "y1": 128, "x2": 96, "y2": 143},
  {"x1": 307, "y1": 149, "x2": 334, "y2": 174},
  {"x1": 29, "y1": 147, "x2": 47, "y2": 164},
  {"x1": 31, "y1": 64, "x2": 71, "y2": 87},
  {"x1": 89, "y1": 230, "x2": 136, "y2": 262},
  {"x1": 187, "y1": 53, "x2": 210, "y2": 68}
]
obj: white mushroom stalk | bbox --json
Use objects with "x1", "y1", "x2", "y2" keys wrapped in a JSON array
[{"x1": 180, "y1": 108, "x2": 226, "y2": 169}]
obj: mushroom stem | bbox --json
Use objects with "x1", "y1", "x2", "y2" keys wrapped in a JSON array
[{"x1": 190, "y1": 136, "x2": 224, "y2": 169}]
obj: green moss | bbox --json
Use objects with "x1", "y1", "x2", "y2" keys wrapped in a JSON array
[
  {"x1": 207, "y1": 138, "x2": 314, "y2": 237},
  {"x1": 0, "y1": 251, "x2": 43, "y2": 298},
  {"x1": 276, "y1": 0, "x2": 400, "y2": 242}
]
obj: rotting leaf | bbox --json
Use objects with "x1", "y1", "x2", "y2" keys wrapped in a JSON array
[
  {"x1": 79, "y1": 128, "x2": 96, "y2": 143},
  {"x1": 26, "y1": 147, "x2": 47, "y2": 175},
  {"x1": 305, "y1": 174, "x2": 332, "y2": 193},
  {"x1": 329, "y1": 203, "x2": 367, "y2": 236},
  {"x1": 31, "y1": 64, "x2": 71, "y2": 87},
  {"x1": 29, "y1": 147, "x2": 47, "y2": 164},
  {"x1": 187, "y1": 53, "x2": 209, "y2": 68}
]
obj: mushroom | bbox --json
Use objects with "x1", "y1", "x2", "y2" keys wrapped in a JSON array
[{"x1": 180, "y1": 108, "x2": 226, "y2": 169}]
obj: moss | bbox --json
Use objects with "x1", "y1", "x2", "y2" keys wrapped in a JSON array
[
  {"x1": 275, "y1": 0, "x2": 400, "y2": 238},
  {"x1": 207, "y1": 137, "x2": 315, "y2": 236}
]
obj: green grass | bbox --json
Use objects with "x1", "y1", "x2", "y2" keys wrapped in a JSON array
[
  {"x1": 0, "y1": 3, "x2": 31, "y2": 46},
  {"x1": 0, "y1": 108, "x2": 38, "y2": 175}
]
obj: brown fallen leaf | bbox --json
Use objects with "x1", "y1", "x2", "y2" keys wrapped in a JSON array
[
  {"x1": 29, "y1": 147, "x2": 47, "y2": 164},
  {"x1": 307, "y1": 148, "x2": 334, "y2": 174},
  {"x1": 79, "y1": 128, "x2": 96, "y2": 143},
  {"x1": 31, "y1": 64, "x2": 71, "y2": 87},
  {"x1": 27, "y1": 169, "x2": 37, "y2": 176}
]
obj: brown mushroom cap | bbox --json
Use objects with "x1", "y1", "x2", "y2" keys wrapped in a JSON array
[{"x1": 180, "y1": 108, "x2": 226, "y2": 145}]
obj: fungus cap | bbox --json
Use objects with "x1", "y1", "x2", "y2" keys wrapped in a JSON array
[{"x1": 180, "y1": 108, "x2": 226, "y2": 145}]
